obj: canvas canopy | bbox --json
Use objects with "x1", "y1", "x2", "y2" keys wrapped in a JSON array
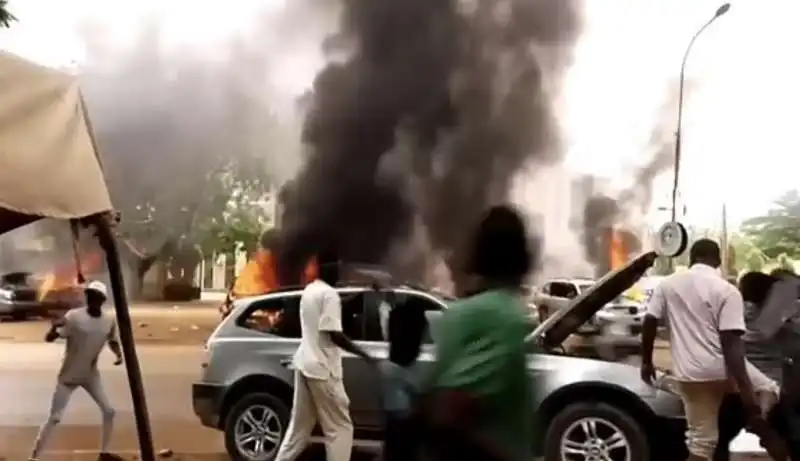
[{"x1": 0, "y1": 50, "x2": 112, "y2": 235}]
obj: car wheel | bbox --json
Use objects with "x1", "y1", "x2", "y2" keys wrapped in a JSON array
[
  {"x1": 224, "y1": 392, "x2": 290, "y2": 461},
  {"x1": 11, "y1": 310, "x2": 28, "y2": 321},
  {"x1": 544, "y1": 401, "x2": 648, "y2": 461}
]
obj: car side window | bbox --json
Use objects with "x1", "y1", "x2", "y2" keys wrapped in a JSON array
[
  {"x1": 564, "y1": 284, "x2": 579, "y2": 299},
  {"x1": 549, "y1": 282, "x2": 569, "y2": 298},
  {"x1": 238, "y1": 295, "x2": 302, "y2": 338},
  {"x1": 339, "y1": 291, "x2": 367, "y2": 341},
  {"x1": 238, "y1": 292, "x2": 367, "y2": 340},
  {"x1": 364, "y1": 291, "x2": 442, "y2": 344}
]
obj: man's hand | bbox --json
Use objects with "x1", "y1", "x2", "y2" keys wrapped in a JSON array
[
  {"x1": 113, "y1": 355, "x2": 123, "y2": 366},
  {"x1": 640, "y1": 362, "x2": 656, "y2": 385}
]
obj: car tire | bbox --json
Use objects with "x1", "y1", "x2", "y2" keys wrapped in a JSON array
[
  {"x1": 544, "y1": 401, "x2": 649, "y2": 461},
  {"x1": 10, "y1": 310, "x2": 27, "y2": 321},
  {"x1": 224, "y1": 392, "x2": 290, "y2": 461}
]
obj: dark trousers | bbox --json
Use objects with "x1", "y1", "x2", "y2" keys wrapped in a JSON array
[
  {"x1": 384, "y1": 412, "x2": 418, "y2": 461},
  {"x1": 715, "y1": 393, "x2": 800, "y2": 461}
]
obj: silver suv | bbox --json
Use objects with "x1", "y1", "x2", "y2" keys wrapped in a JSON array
[{"x1": 192, "y1": 253, "x2": 688, "y2": 461}]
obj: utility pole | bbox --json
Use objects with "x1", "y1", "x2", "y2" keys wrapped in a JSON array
[{"x1": 720, "y1": 202, "x2": 729, "y2": 276}]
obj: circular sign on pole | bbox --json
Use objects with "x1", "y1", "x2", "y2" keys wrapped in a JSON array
[{"x1": 655, "y1": 221, "x2": 688, "y2": 258}]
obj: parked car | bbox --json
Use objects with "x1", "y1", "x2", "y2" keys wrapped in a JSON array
[
  {"x1": 192, "y1": 252, "x2": 687, "y2": 461},
  {"x1": 533, "y1": 277, "x2": 600, "y2": 334},
  {"x1": 0, "y1": 271, "x2": 41, "y2": 320},
  {"x1": 594, "y1": 295, "x2": 646, "y2": 335}
]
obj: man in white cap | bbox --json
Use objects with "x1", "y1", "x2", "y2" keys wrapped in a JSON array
[{"x1": 29, "y1": 280, "x2": 124, "y2": 461}]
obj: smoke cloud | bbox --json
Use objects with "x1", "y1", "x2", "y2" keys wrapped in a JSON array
[
  {"x1": 278, "y1": 0, "x2": 583, "y2": 289},
  {"x1": 580, "y1": 79, "x2": 690, "y2": 268}
]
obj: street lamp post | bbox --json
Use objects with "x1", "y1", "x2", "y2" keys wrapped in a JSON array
[
  {"x1": 667, "y1": 3, "x2": 730, "y2": 271},
  {"x1": 670, "y1": 3, "x2": 731, "y2": 224}
]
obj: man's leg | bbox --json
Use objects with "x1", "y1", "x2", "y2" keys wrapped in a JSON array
[
  {"x1": 82, "y1": 373, "x2": 117, "y2": 454},
  {"x1": 29, "y1": 382, "x2": 76, "y2": 460},
  {"x1": 275, "y1": 371, "x2": 318, "y2": 461},
  {"x1": 307, "y1": 377, "x2": 353, "y2": 461},
  {"x1": 713, "y1": 393, "x2": 747, "y2": 461},
  {"x1": 675, "y1": 381, "x2": 728, "y2": 461}
]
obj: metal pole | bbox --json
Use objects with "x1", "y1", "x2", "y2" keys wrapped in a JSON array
[
  {"x1": 669, "y1": 4, "x2": 730, "y2": 271},
  {"x1": 95, "y1": 220, "x2": 156, "y2": 461}
]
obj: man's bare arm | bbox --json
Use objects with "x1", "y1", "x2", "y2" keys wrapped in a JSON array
[
  {"x1": 326, "y1": 331, "x2": 374, "y2": 363},
  {"x1": 45, "y1": 317, "x2": 66, "y2": 342},
  {"x1": 720, "y1": 332, "x2": 761, "y2": 421}
]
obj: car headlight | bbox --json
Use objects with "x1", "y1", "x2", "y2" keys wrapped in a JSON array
[{"x1": 0, "y1": 289, "x2": 13, "y2": 300}]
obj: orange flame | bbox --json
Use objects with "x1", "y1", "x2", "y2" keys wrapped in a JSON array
[
  {"x1": 38, "y1": 252, "x2": 104, "y2": 303},
  {"x1": 231, "y1": 249, "x2": 318, "y2": 298},
  {"x1": 609, "y1": 228, "x2": 628, "y2": 271}
]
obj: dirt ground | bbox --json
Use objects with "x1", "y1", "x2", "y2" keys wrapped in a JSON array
[{"x1": 0, "y1": 302, "x2": 221, "y2": 345}]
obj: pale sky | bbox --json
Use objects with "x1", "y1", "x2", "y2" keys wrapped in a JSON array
[{"x1": 1, "y1": 0, "x2": 796, "y2": 231}]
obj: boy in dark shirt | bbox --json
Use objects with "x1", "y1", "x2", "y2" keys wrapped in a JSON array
[{"x1": 380, "y1": 301, "x2": 427, "y2": 461}]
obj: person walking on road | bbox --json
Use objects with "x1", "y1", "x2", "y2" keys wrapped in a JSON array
[
  {"x1": 640, "y1": 239, "x2": 778, "y2": 461},
  {"x1": 423, "y1": 205, "x2": 538, "y2": 461},
  {"x1": 29, "y1": 280, "x2": 124, "y2": 461},
  {"x1": 274, "y1": 251, "x2": 375, "y2": 461}
]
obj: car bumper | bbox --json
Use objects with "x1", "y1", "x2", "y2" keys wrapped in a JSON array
[
  {"x1": 595, "y1": 310, "x2": 645, "y2": 334},
  {"x1": 0, "y1": 300, "x2": 39, "y2": 315},
  {"x1": 192, "y1": 383, "x2": 226, "y2": 429}
]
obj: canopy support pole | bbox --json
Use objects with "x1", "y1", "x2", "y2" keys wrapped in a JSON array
[{"x1": 94, "y1": 218, "x2": 156, "y2": 461}]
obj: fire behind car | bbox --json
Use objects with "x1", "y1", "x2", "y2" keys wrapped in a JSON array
[{"x1": 192, "y1": 251, "x2": 687, "y2": 461}]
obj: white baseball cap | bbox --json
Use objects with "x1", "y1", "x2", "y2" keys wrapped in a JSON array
[{"x1": 85, "y1": 280, "x2": 108, "y2": 298}]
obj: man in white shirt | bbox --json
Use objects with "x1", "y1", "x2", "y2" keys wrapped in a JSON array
[
  {"x1": 275, "y1": 252, "x2": 375, "y2": 461},
  {"x1": 640, "y1": 239, "x2": 772, "y2": 461},
  {"x1": 29, "y1": 280, "x2": 124, "y2": 461}
]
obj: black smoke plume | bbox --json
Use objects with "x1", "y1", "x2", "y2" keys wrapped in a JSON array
[
  {"x1": 580, "y1": 79, "x2": 690, "y2": 270},
  {"x1": 278, "y1": 0, "x2": 583, "y2": 288}
]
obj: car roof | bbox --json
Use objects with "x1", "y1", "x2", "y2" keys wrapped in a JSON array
[{"x1": 230, "y1": 284, "x2": 449, "y2": 309}]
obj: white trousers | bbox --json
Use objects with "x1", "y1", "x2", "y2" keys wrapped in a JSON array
[
  {"x1": 30, "y1": 373, "x2": 116, "y2": 458},
  {"x1": 275, "y1": 371, "x2": 354, "y2": 461}
]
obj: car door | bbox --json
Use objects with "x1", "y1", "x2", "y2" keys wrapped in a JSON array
[
  {"x1": 354, "y1": 289, "x2": 446, "y2": 429},
  {"x1": 336, "y1": 288, "x2": 378, "y2": 425}
]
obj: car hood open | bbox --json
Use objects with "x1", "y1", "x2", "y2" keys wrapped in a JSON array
[{"x1": 528, "y1": 251, "x2": 658, "y2": 349}]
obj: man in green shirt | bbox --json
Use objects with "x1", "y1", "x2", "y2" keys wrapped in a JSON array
[{"x1": 425, "y1": 205, "x2": 537, "y2": 461}]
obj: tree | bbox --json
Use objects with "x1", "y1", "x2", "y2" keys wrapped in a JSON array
[
  {"x1": 0, "y1": 1, "x2": 15, "y2": 28},
  {"x1": 741, "y1": 190, "x2": 800, "y2": 259}
]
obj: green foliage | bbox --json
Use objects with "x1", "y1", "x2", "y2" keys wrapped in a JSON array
[
  {"x1": 741, "y1": 190, "x2": 800, "y2": 259},
  {"x1": 0, "y1": 1, "x2": 16, "y2": 28}
]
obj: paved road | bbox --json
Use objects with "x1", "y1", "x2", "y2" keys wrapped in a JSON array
[
  {"x1": 0, "y1": 342, "x2": 223, "y2": 455},
  {"x1": 0, "y1": 342, "x2": 765, "y2": 456}
]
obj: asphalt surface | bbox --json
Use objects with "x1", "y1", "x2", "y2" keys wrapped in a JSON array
[
  {"x1": 0, "y1": 342, "x2": 224, "y2": 456},
  {"x1": 0, "y1": 335, "x2": 765, "y2": 458}
]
